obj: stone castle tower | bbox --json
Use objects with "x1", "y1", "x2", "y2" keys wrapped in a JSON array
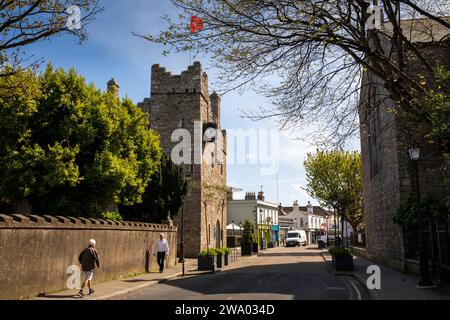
[{"x1": 139, "y1": 61, "x2": 227, "y2": 258}]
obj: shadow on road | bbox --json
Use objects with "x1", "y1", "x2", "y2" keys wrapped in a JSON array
[
  {"x1": 257, "y1": 252, "x2": 323, "y2": 257},
  {"x1": 123, "y1": 261, "x2": 355, "y2": 300}
]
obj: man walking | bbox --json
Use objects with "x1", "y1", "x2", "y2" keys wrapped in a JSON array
[
  {"x1": 157, "y1": 233, "x2": 169, "y2": 273},
  {"x1": 78, "y1": 239, "x2": 100, "y2": 298}
]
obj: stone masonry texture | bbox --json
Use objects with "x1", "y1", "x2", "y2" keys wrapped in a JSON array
[
  {"x1": 359, "y1": 38, "x2": 450, "y2": 271},
  {"x1": 139, "y1": 62, "x2": 227, "y2": 258},
  {"x1": 0, "y1": 214, "x2": 177, "y2": 299}
]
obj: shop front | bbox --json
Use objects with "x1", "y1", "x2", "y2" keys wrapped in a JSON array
[{"x1": 270, "y1": 225, "x2": 279, "y2": 246}]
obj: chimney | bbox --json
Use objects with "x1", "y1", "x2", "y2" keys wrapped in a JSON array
[
  {"x1": 293, "y1": 200, "x2": 299, "y2": 212},
  {"x1": 257, "y1": 191, "x2": 265, "y2": 201},
  {"x1": 245, "y1": 192, "x2": 256, "y2": 200},
  {"x1": 107, "y1": 78, "x2": 119, "y2": 97},
  {"x1": 210, "y1": 92, "x2": 221, "y2": 128},
  {"x1": 307, "y1": 201, "x2": 313, "y2": 214}
]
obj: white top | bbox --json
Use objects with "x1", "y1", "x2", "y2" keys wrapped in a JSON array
[{"x1": 157, "y1": 239, "x2": 169, "y2": 253}]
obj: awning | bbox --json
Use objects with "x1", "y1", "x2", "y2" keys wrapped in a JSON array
[{"x1": 226, "y1": 223, "x2": 243, "y2": 230}]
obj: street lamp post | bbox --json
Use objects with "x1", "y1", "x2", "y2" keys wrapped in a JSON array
[
  {"x1": 259, "y1": 209, "x2": 263, "y2": 249},
  {"x1": 179, "y1": 203, "x2": 185, "y2": 277},
  {"x1": 410, "y1": 147, "x2": 433, "y2": 287}
]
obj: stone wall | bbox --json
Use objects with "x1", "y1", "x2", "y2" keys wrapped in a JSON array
[
  {"x1": 359, "y1": 36, "x2": 450, "y2": 267},
  {"x1": 359, "y1": 70, "x2": 406, "y2": 263},
  {"x1": 0, "y1": 214, "x2": 177, "y2": 300}
]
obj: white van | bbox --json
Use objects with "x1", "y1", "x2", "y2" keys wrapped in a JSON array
[{"x1": 285, "y1": 230, "x2": 308, "y2": 247}]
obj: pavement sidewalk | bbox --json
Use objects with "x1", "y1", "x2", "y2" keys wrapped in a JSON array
[
  {"x1": 33, "y1": 252, "x2": 259, "y2": 300},
  {"x1": 33, "y1": 259, "x2": 198, "y2": 300},
  {"x1": 321, "y1": 250, "x2": 450, "y2": 300}
]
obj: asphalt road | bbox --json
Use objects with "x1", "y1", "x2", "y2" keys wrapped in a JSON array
[{"x1": 114, "y1": 246, "x2": 362, "y2": 300}]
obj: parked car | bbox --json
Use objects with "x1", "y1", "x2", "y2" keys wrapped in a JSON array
[{"x1": 285, "y1": 230, "x2": 308, "y2": 247}]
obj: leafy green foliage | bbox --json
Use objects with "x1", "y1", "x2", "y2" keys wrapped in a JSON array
[
  {"x1": 119, "y1": 154, "x2": 188, "y2": 223},
  {"x1": 198, "y1": 248, "x2": 218, "y2": 257},
  {"x1": 304, "y1": 150, "x2": 363, "y2": 231},
  {"x1": 241, "y1": 220, "x2": 255, "y2": 245},
  {"x1": 0, "y1": 64, "x2": 161, "y2": 216},
  {"x1": 394, "y1": 196, "x2": 449, "y2": 227},
  {"x1": 424, "y1": 67, "x2": 450, "y2": 152},
  {"x1": 214, "y1": 248, "x2": 225, "y2": 256},
  {"x1": 424, "y1": 67, "x2": 450, "y2": 206},
  {"x1": 329, "y1": 246, "x2": 352, "y2": 257},
  {"x1": 101, "y1": 211, "x2": 123, "y2": 221}
]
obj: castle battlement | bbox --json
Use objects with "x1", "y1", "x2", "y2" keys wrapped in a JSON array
[
  {"x1": 151, "y1": 61, "x2": 209, "y2": 96},
  {"x1": 138, "y1": 61, "x2": 227, "y2": 258}
]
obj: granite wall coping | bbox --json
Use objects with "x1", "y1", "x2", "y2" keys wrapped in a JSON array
[{"x1": 0, "y1": 213, "x2": 177, "y2": 231}]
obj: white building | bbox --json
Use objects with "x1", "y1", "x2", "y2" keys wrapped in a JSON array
[
  {"x1": 228, "y1": 191, "x2": 279, "y2": 247},
  {"x1": 280, "y1": 201, "x2": 329, "y2": 244}
]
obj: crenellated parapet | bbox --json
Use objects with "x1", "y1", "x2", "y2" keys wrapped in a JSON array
[{"x1": 150, "y1": 61, "x2": 209, "y2": 98}]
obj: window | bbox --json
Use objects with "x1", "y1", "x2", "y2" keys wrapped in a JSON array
[{"x1": 300, "y1": 218, "x2": 304, "y2": 227}]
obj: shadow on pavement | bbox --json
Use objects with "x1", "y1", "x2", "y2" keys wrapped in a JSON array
[
  {"x1": 41, "y1": 294, "x2": 79, "y2": 299},
  {"x1": 121, "y1": 279, "x2": 164, "y2": 283}
]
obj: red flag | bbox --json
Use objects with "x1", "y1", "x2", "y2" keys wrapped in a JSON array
[{"x1": 190, "y1": 16, "x2": 204, "y2": 33}]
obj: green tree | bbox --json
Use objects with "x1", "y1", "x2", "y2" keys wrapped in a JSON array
[
  {"x1": 304, "y1": 150, "x2": 363, "y2": 245},
  {"x1": 119, "y1": 155, "x2": 188, "y2": 223},
  {"x1": 423, "y1": 67, "x2": 450, "y2": 206},
  {"x1": 0, "y1": 64, "x2": 161, "y2": 216},
  {"x1": 241, "y1": 220, "x2": 255, "y2": 245}
]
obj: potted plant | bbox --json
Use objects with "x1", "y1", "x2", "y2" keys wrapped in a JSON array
[
  {"x1": 197, "y1": 248, "x2": 217, "y2": 272},
  {"x1": 227, "y1": 236, "x2": 238, "y2": 248},
  {"x1": 318, "y1": 239, "x2": 325, "y2": 249},
  {"x1": 215, "y1": 248, "x2": 225, "y2": 268},
  {"x1": 241, "y1": 220, "x2": 254, "y2": 256},
  {"x1": 222, "y1": 248, "x2": 231, "y2": 266},
  {"x1": 329, "y1": 247, "x2": 353, "y2": 271}
]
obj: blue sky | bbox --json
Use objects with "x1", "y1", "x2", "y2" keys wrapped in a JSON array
[{"x1": 23, "y1": 0, "x2": 360, "y2": 207}]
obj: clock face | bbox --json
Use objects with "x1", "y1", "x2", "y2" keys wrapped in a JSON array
[{"x1": 203, "y1": 127, "x2": 217, "y2": 142}]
